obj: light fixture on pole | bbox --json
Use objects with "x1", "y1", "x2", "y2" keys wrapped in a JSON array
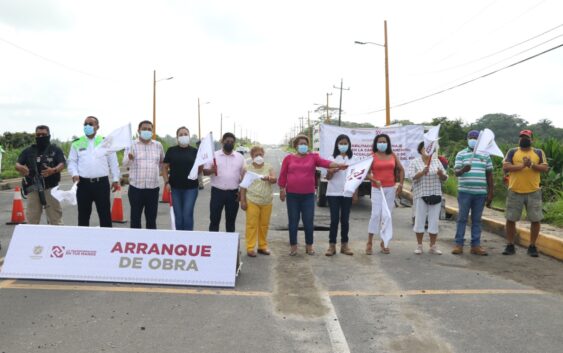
[
  {"x1": 354, "y1": 20, "x2": 391, "y2": 126},
  {"x1": 152, "y1": 70, "x2": 174, "y2": 139}
]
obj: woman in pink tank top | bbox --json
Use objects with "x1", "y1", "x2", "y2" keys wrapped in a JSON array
[{"x1": 366, "y1": 134, "x2": 405, "y2": 254}]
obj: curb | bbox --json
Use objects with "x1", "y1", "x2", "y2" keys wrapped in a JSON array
[{"x1": 401, "y1": 190, "x2": 563, "y2": 261}]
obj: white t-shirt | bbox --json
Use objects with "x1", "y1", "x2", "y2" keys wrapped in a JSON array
[{"x1": 326, "y1": 155, "x2": 357, "y2": 197}]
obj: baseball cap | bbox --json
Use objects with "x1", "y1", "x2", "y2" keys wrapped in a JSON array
[
  {"x1": 467, "y1": 130, "x2": 479, "y2": 139},
  {"x1": 519, "y1": 130, "x2": 533, "y2": 138}
]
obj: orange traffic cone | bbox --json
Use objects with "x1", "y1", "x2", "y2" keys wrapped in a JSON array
[
  {"x1": 160, "y1": 184, "x2": 171, "y2": 203},
  {"x1": 111, "y1": 187, "x2": 127, "y2": 223},
  {"x1": 6, "y1": 186, "x2": 27, "y2": 225}
]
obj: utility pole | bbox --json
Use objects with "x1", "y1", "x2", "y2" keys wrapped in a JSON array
[
  {"x1": 384, "y1": 20, "x2": 391, "y2": 126},
  {"x1": 333, "y1": 78, "x2": 350, "y2": 126},
  {"x1": 307, "y1": 111, "x2": 312, "y2": 149},
  {"x1": 298, "y1": 116, "x2": 306, "y2": 133},
  {"x1": 152, "y1": 70, "x2": 156, "y2": 139},
  {"x1": 325, "y1": 92, "x2": 332, "y2": 122},
  {"x1": 220, "y1": 113, "x2": 223, "y2": 138},
  {"x1": 197, "y1": 98, "x2": 201, "y2": 139}
]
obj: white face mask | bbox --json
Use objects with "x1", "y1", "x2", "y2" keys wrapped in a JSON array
[
  {"x1": 253, "y1": 156, "x2": 264, "y2": 165},
  {"x1": 178, "y1": 136, "x2": 190, "y2": 146}
]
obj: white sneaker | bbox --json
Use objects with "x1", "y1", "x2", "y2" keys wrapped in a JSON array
[
  {"x1": 414, "y1": 245, "x2": 423, "y2": 255},
  {"x1": 429, "y1": 245, "x2": 442, "y2": 255}
]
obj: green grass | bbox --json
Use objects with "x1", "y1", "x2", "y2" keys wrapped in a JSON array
[{"x1": 544, "y1": 199, "x2": 563, "y2": 227}]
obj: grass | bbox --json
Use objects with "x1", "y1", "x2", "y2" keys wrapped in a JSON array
[{"x1": 544, "y1": 199, "x2": 563, "y2": 227}]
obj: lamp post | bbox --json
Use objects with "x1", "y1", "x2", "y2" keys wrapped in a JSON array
[
  {"x1": 152, "y1": 70, "x2": 174, "y2": 139},
  {"x1": 354, "y1": 20, "x2": 391, "y2": 126},
  {"x1": 197, "y1": 98, "x2": 211, "y2": 139}
]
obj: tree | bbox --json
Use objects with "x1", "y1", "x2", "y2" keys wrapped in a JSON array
[{"x1": 469, "y1": 114, "x2": 528, "y2": 145}]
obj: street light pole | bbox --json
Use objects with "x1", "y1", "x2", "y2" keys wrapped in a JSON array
[
  {"x1": 197, "y1": 98, "x2": 201, "y2": 139},
  {"x1": 152, "y1": 70, "x2": 174, "y2": 139},
  {"x1": 333, "y1": 78, "x2": 350, "y2": 127},
  {"x1": 220, "y1": 113, "x2": 223, "y2": 138},
  {"x1": 326, "y1": 92, "x2": 332, "y2": 122}
]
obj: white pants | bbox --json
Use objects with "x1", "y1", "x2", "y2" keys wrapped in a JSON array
[
  {"x1": 413, "y1": 197, "x2": 441, "y2": 234},
  {"x1": 368, "y1": 186, "x2": 395, "y2": 235}
]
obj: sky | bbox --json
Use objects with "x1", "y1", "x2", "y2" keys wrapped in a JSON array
[{"x1": 1, "y1": 0, "x2": 562, "y2": 144}]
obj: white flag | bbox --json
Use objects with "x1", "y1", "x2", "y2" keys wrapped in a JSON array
[
  {"x1": 95, "y1": 123, "x2": 133, "y2": 157},
  {"x1": 474, "y1": 128, "x2": 504, "y2": 158},
  {"x1": 343, "y1": 157, "x2": 373, "y2": 197},
  {"x1": 380, "y1": 187, "x2": 393, "y2": 248},
  {"x1": 50, "y1": 182, "x2": 78, "y2": 206},
  {"x1": 423, "y1": 124, "x2": 440, "y2": 157},
  {"x1": 240, "y1": 171, "x2": 263, "y2": 189},
  {"x1": 188, "y1": 132, "x2": 215, "y2": 180}
]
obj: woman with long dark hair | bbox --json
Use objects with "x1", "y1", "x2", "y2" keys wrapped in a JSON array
[{"x1": 366, "y1": 133, "x2": 404, "y2": 254}]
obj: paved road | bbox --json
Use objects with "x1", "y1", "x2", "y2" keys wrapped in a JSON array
[{"x1": 1, "y1": 148, "x2": 562, "y2": 353}]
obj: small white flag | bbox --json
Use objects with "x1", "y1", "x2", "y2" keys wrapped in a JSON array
[
  {"x1": 379, "y1": 187, "x2": 393, "y2": 248},
  {"x1": 188, "y1": 132, "x2": 215, "y2": 180},
  {"x1": 343, "y1": 157, "x2": 373, "y2": 197},
  {"x1": 50, "y1": 182, "x2": 78, "y2": 206},
  {"x1": 423, "y1": 124, "x2": 441, "y2": 157},
  {"x1": 474, "y1": 128, "x2": 504, "y2": 158},
  {"x1": 240, "y1": 171, "x2": 263, "y2": 189},
  {"x1": 95, "y1": 123, "x2": 133, "y2": 157}
]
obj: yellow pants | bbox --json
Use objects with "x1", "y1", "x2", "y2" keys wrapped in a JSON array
[{"x1": 245, "y1": 201, "x2": 272, "y2": 252}]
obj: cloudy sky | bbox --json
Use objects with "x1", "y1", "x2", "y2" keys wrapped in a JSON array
[{"x1": 1, "y1": 0, "x2": 562, "y2": 143}]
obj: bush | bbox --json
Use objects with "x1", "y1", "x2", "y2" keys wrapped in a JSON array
[
  {"x1": 544, "y1": 198, "x2": 563, "y2": 228},
  {"x1": 0, "y1": 148, "x2": 22, "y2": 180}
]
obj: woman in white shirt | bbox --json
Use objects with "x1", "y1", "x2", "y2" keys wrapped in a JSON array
[{"x1": 325, "y1": 134, "x2": 357, "y2": 256}]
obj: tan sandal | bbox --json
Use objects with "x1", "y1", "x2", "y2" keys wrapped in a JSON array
[
  {"x1": 380, "y1": 240, "x2": 390, "y2": 254},
  {"x1": 365, "y1": 242, "x2": 373, "y2": 255},
  {"x1": 305, "y1": 245, "x2": 315, "y2": 255},
  {"x1": 289, "y1": 245, "x2": 298, "y2": 256}
]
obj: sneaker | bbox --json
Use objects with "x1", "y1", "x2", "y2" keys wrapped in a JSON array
[
  {"x1": 429, "y1": 245, "x2": 442, "y2": 255},
  {"x1": 451, "y1": 245, "x2": 463, "y2": 255},
  {"x1": 470, "y1": 246, "x2": 488, "y2": 256},
  {"x1": 414, "y1": 244, "x2": 423, "y2": 255},
  {"x1": 502, "y1": 244, "x2": 516, "y2": 255},
  {"x1": 527, "y1": 245, "x2": 539, "y2": 257}
]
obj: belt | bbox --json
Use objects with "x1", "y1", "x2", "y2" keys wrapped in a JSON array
[{"x1": 79, "y1": 176, "x2": 109, "y2": 183}]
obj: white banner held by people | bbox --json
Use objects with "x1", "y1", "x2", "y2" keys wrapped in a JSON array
[
  {"x1": 343, "y1": 157, "x2": 373, "y2": 197},
  {"x1": 94, "y1": 123, "x2": 133, "y2": 157},
  {"x1": 379, "y1": 187, "x2": 393, "y2": 248},
  {"x1": 474, "y1": 128, "x2": 504, "y2": 158},
  {"x1": 0, "y1": 225, "x2": 239, "y2": 287},
  {"x1": 239, "y1": 171, "x2": 262, "y2": 189},
  {"x1": 188, "y1": 132, "x2": 214, "y2": 180},
  {"x1": 50, "y1": 181, "x2": 78, "y2": 206}
]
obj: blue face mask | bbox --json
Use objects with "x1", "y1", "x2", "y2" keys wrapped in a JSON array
[
  {"x1": 84, "y1": 125, "x2": 95, "y2": 136},
  {"x1": 468, "y1": 139, "x2": 477, "y2": 149},
  {"x1": 338, "y1": 144, "x2": 349, "y2": 153},
  {"x1": 297, "y1": 145, "x2": 308, "y2": 154},
  {"x1": 140, "y1": 130, "x2": 153, "y2": 141},
  {"x1": 377, "y1": 143, "x2": 388, "y2": 151}
]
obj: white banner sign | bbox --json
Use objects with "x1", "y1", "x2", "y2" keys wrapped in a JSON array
[
  {"x1": 0, "y1": 225, "x2": 239, "y2": 287},
  {"x1": 318, "y1": 124, "x2": 424, "y2": 172}
]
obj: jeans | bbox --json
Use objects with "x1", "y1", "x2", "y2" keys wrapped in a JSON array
[
  {"x1": 327, "y1": 196, "x2": 352, "y2": 243},
  {"x1": 286, "y1": 193, "x2": 315, "y2": 246},
  {"x1": 209, "y1": 187, "x2": 239, "y2": 232},
  {"x1": 455, "y1": 192, "x2": 487, "y2": 246},
  {"x1": 171, "y1": 187, "x2": 198, "y2": 231},
  {"x1": 128, "y1": 185, "x2": 160, "y2": 229}
]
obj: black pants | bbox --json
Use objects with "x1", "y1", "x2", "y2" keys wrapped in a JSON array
[
  {"x1": 128, "y1": 185, "x2": 159, "y2": 229},
  {"x1": 209, "y1": 187, "x2": 239, "y2": 232},
  {"x1": 327, "y1": 196, "x2": 352, "y2": 243},
  {"x1": 77, "y1": 177, "x2": 112, "y2": 227}
]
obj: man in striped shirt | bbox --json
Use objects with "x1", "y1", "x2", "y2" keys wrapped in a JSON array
[{"x1": 452, "y1": 130, "x2": 494, "y2": 255}]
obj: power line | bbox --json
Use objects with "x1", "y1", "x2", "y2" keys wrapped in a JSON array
[{"x1": 364, "y1": 42, "x2": 563, "y2": 114}]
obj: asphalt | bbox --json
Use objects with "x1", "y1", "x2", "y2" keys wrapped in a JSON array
[{"x1": 1, "y1": 148, "x2": 562, "y2": 353}]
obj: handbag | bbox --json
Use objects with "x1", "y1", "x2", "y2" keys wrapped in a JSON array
[{"x1": 422, "y1": 195, "x2": 442, "y2": 205}]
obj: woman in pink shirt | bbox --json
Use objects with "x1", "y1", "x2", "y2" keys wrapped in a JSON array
[{"x1": 278, "y1": 135, "x2": 347, "y2": 256}]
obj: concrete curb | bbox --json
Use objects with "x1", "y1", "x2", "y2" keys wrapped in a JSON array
[{"x1": 401, "y1": 190, "x2": 563, "y2": 261}]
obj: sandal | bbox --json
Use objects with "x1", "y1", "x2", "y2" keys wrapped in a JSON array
[
  {"x1": 380, "y1": 240, "x2": 390, "y2": 254},
  {"x1": 305, "y1": 245, "x2": 315, "y2": 255},
  {"x1": 289, "y1": 245, "x2": 298, "y2": 256},
  {"x1": 365, "y1": 242, "x2": 373, "y2": 255}
]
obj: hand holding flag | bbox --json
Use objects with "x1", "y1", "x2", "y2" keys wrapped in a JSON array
[
  {"x1": 189, "y1": 132, "x2": 215, "y2": 180},
  {"x1": 473, "y1": 128, "x2": 504, "y2": 158},
  {"x1": 423, "y1": 125, "x2": 441, "y2": 168}
]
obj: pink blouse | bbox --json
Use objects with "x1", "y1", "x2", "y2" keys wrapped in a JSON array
[{"x1": 278, "y1": 153, "x2": 332, "y2": 194}]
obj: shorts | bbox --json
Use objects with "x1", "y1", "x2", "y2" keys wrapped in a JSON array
[{"x1": 505, "y1": 189, "x2": 543, "y2": 222}]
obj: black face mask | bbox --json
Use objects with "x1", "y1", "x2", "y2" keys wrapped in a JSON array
[
  {"x1": 519, "y1": 138, "x2": 531, "y2": 148},
  {"x1": 223, "y1": 143, "x2": 234, "y2": 152},
  {"x1": 35, "y1": 135, "x2": 51, "y2": 149}
]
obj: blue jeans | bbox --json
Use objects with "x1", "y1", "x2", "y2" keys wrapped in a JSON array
[
  {"x1": 171, "y1": 187, "x2": 199, "y2": 231},
  {"x1": 286, "y1": 193, "x2": 315, "y2": 246},
  {"x1": 327, "y1": 196, "x2": 352, "y2": 244},
  {"x1": 455, "y1": 192, "x2": 486, "y2": 246}
]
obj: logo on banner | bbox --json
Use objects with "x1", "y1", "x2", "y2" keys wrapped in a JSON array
[
  {"x1": 347, "y1": 168, "x2": 366, "y2": 181},
  {"x1": 30, "y1": 245, "x2": 44, "y2": 260},
  {"x1": 51, "y1": 246, "x2": 66, "y2": 258}
]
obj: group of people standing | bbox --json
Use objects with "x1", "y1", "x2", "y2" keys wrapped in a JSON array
[{"x1": 13, "y1": 117, "x2": 549, "y2": 259}]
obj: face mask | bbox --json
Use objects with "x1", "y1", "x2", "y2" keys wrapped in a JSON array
[
  {"x1": 223, "y1": 142, "x2": 234, "y2": 152},
  {"x1": 338, "y1": 144, "x2": 349, "y2": 153},
  {"x1": 377, "y1": 143, "x2": 388, "y2": 151},
  {"x1": 297, "y1": 145, "x2": 308, "y2": 154},
  {"x1": 519, "y1": 138, "x2": 531, "y2": 148},
  {"x1": 84, "y1": 125, "x2": 95, "y2": 136},
  {"x1": 177, "y1": 136, "x2": 190, "y2": 146},
  {"x1": 253, "y1": 156, "x2": 264, "y2": 165},
  {"x1": 140, "y1": 130, "x2": 152, "y2": 141},
  {"x1": 35, "y1": 135, "x2": 50, "y2": 149},
  {"x1": 468, "y1": 139, "x2": 477, "y2": 149}
]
